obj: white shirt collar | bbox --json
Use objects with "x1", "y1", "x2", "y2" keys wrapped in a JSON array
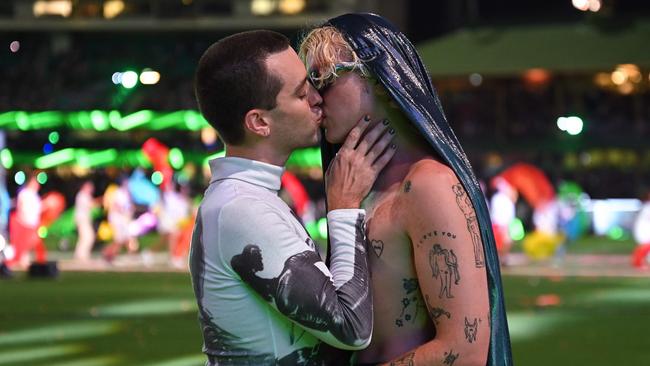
[{"x1": 209, "y1": 157, "x2": 284, "y2": 192}]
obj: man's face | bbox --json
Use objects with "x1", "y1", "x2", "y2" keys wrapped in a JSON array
[
  {"x1": 265, "y1": 48, "x2": 323, "y2": 151},
  {"x1": 308, "y1": 64, "x2": 375, "y2": 144}
]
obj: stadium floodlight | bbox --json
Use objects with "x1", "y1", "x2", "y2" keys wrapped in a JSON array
[
  {"x1": 121, "y1": 71, "x2": 138, "y2": 89},
  {"x1": 565, "y1": 116, "x2": 584, "y2": 135},
  {"x1": 557, "y1": 116, "x2": 584, "y2": 135},
  {"x1": 140, "y1": 69, "x2": 160, "y2": 85},
  {"x1": 279, "y1": 0, "x2": 305, "y2": 14},
  {"x1": 251, "y1": 0, "x2": 275, "y2": 15}
]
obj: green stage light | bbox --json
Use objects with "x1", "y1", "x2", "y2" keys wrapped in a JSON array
[
  {"x1": 168, "y1": 148, "x2": 184, "y2": 170},
  {"x1": 318, "y1": 217, "x2": 328, "y2": 239},
  {"x1": 37, "y1": 226, "x2": 48, "y2": 238},
  {"x1": 184, "y1": 111, "x2": 208, "y2": 131},
  {"x1": 151, "y1": 171, "x2": 163, "y2": 185},
  {"x1": 28, "y1": 111, "x2": 63, "y2": 129},
  {"x1": 36, "y1": 171, "x2": 48, "y2": 184},
  {"x1": 509, "y1": 218, "x2": 526, "y2": 241},
  {"x1": 48, "y1": 131, "x2": 60, "y2": 144},
  {"x1": 77, "y1": 149, "x2": 118, "y2": 168},
  {"x1": 90, "y1": 110, "x2": 110, "y2": 131},
  {"x1": 0, "y1": 111, "x2": 21, "y2": 128},
  {"x1": 14, "y1": 171, "x2": 25, "y2": 185},
  {"x1": 111, "y1": 110, "x2": 154, "y2": 131},
  {"x1": 151, "y1": 111, "x2": 185, "y2": 130},
  {"x1": 16, "y1": 111, "x2": 29, "y2": 130},
  {"x1": 0, "y1": 148, "x2": 13, "y2": 169},
  {"x1": 35, "y1": 148, "x2": 76, "y2": 169},
  {"x1": 286, "y1": 147, "x2": 322, "y2": 168}
]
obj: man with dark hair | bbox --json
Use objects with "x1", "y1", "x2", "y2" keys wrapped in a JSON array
[{"x1": 190, "y1": 30, "x2": 397, "y2": 365}]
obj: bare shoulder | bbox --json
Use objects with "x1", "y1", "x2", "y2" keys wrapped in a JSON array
[{"x1": 401, "y1": 158, "x2": 459, "y2": 197}]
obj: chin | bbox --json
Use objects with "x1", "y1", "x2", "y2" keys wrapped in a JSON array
[{"x1": 324, "y1": 130, "x2": 344, "y2": 144}]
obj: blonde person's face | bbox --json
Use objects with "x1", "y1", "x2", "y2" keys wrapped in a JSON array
[{"x1": 310, "y1": 66, "x2": 375, "y2": 144}]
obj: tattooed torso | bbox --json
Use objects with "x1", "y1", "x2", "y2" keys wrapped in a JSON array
[
  {"x1": 355, "y1": 158, "x2": 490, "y2": 365},
  {"x1": 355, "y1": 182, "x2": 436, "y2": 364}
]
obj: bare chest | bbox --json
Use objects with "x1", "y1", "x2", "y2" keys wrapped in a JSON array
[{"x1": 359, "y1": 190, "x2": 435, "y2": 362}]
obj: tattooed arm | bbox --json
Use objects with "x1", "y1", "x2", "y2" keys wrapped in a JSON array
[{"x1": 385, "y1": 161, "x2": 490, "y2": 365}]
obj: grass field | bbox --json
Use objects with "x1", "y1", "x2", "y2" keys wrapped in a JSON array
[{"x1": 1, "y1": 272, "x2": 649, "y2": 366}]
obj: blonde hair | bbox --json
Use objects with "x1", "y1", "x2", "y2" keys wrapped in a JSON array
[{"x1": 298, "y1": 26, "x2": 368, "y2": 89}]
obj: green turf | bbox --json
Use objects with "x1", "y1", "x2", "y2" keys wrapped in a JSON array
[
  {"x1": 509, "y1": 234, "x2": 636, "y2": 255},
  {"x1": 1, "y1": 273, "x2": 649, "y2": 365}
]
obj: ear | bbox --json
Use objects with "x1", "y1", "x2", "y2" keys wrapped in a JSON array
[{"x1": 243, "y1": 109, "x2": 271, "y2": 138}]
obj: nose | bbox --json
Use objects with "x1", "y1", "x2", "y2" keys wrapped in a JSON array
[{"x1": 308, "y1": 83, "x2": 322, "y2": 107}]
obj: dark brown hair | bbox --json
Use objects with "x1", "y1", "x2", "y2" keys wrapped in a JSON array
[{"x1": 195, "y1": 30, "x2": 289, "y2": 145}]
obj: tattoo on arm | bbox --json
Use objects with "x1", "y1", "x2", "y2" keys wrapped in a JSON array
[
  {"x1": 390, "y1": 351, "x2": 415, "y2": 366},
  {"x1": 464, "y1": 317, "x2": 480, "y2": 343},
  {"x1": 443, "y1": 349, "x2": 459, "y2": 365},
  {"x1": 424, "y1": 294, "x2": 451, "y2": 324},
  {"x1": 452, "y1": 183, "x2": 485, "y2": 268},
  {"x1": 429, "y1": 243, "x2": 461, "y2": 298},
  {"x1": 404, "y1": 180, "x2": 412, "y2": 193},
  {"x1": 396, "y1": 278, "x2": 425, "y2": 327}
]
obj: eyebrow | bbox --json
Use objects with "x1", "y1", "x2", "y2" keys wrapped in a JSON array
[{"x1": 293, "y1": 77, "x2": 308, "y2": 95}]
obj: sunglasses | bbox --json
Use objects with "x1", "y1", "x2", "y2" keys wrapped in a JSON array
[{"x1": 308, "y1": 61, "x2": 366, "y2": 93}]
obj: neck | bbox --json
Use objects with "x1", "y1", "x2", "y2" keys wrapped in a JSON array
[
  {"x1": 225, "y1": 143, "x2": 289, "y2": 167},
  {"x1": 368, "y1": 102, "x2": 433, "y2": 191}
]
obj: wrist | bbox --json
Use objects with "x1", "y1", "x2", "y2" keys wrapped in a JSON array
[{"x1": 327, "y1": 198, "x2": 361, "y2": 211}]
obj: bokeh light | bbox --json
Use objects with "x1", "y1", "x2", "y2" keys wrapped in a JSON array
[
  {"x1": 37, "y1": 171, "x2": 48, "y2": 184},
  {"x1": 121, "y1": 71, "x2": 138, "y2": 89},
  {"x1": 9, "y1": 41, "x2": 20, "y2": 53},
  {"x1": 14, "y1": 171, "x2": 26, "y2": 185}
]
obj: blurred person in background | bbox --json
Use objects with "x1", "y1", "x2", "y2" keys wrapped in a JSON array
[
  {"x1": 632, "y1": 191, "x2": 650, "y2": 268},
  {"x1": 7, "y1": 173, "x2": 46, "y2": 268},
  {"x1": 490, "y1": 176, "x2": 518, "y2": 265},
  {"x1": 191, "y1": 29, "x2": 395, "y2": 364},
  {"x1": 73, "y1": 181, "x2": 96, "y2": 261},
  {"x1": 154, "y1": 180, "x2": 190, "y2": 267},
  {"x1": 300, "y1": 13, "x2": 512, "y2": 366},
  {"x1": 102, "y1": 176, "x2": 137, "y2": 262}
]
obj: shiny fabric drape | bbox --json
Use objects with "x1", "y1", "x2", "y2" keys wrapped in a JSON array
[{"x1": 322, "y1": 13, "x2": 513, "y2": 366}]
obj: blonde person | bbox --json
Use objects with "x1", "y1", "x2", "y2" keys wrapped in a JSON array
[{"x1": 300, "y1": 13, "x2": 512, "y2": 366}]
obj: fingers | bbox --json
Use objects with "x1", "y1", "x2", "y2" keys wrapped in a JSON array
[
  {"x1": 365, "y1": 126, "x2": 395, "y2": 163},
  {"x1": 355, "y1": 119, "x2": 390, "y2": 156},
  {"x1": 341, "y1": 115, "x2": 372, "y2": 151},
  {"x1": 371, "y1": 142, "x2": 397, "y2": 173}
]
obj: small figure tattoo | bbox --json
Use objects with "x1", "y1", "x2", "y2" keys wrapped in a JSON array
[
  {"x1": 443, "y1": 350, "x2": 459, "y2": 365},
  {"x1": 424, "y1": 294, "x2": 451, "y2": 324},
  {"x1": 429, "y1": 243, "x2": 460, "y2": 298},
  {"x1": 452, "y1": 183, "x2": 484, "y2": 268},
  {"x1": 464, "y1": 317, "x2": 479, "y2": 343}
]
